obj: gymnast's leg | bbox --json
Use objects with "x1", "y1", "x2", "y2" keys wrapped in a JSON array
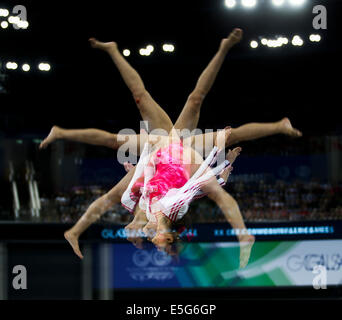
[
  {"x1": 203, "y1": 179, "x2": 255, "y2": 268},
  {"x1": 39, "y1": 126, "x2": 127, "y2": 149},
  {"x1": 228, "y1": 117, "x2": 302, "y2": 144},
  {"x1": 40, "y1": 30, "x2": 242, "y2": 154},
  {"x1": 89, "y1": 38, "x2": 173, "y2": 133},
  {"x1": 189, "y1": 117, "x2": 302, "y2": 156},
  {"x1": 40, "y1": 38, "x2": 175, "y2": 150},
  {"x1": 173, "y1": 28, "x2": 243, "y2": 132},
  {"x1": 64, "y1": 167, "x2": 135, "y2": 259}
]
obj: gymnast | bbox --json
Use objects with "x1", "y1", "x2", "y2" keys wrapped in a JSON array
[
  {"x1": 40, "y1": 29, "x2": 301, "y2": 155},
  {"x1": 39, "y1": 28, "x2": 301, "y2": 268}
]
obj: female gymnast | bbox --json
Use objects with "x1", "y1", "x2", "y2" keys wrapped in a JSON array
[{"x1": 39, "y1": 28, "x2": 301, "y2": 268}]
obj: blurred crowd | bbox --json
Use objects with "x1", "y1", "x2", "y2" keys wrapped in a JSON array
[
  {"x1": 39, "y1": 185, "x2": 132, "y2": 224},
  {"x1": 37, "y1": 178, "x2": 342, "y2": 224},
  {"x1": 189, "y1": 179, "x2": 342, "y2": 222},
  {"x1": 237, "y1": 135, "x2": 328, "y2": 157}
]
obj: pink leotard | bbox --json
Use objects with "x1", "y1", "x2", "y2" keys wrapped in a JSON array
[{"x1": 131, "y1": 141, "x2": 190, "y2": 203}]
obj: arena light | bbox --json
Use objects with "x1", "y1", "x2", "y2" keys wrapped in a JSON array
[
  {"x1": 8, "y1": 16, "x2": 20, "y2": 24},
  {"x1": 1, "y1": 21, "x2": 8, "y2": 29},
  {"x1": 250, "y1": 40, "x2": 258, "y2": 48},
  {"x1": 17, "y1": 20, "x2": 29, "y2": 29},
  {"x1": 0, "y1": 8, "x2": 9, "y2": 17},
  {"x1": 261, "y1": 38, "x2": 268, "y2": 45},
  {"x1": 146, "y1": 45, "x2": 154, "y2": 53},
  {"x1": 123, "y1": 49, "x2": 130, "y2": 57},
  {"x1": 38, "y1": 63, "x2": 51, "y2": 71},
  {"x1": 241, "y1": 0, "x2": 257, "y2": 8},
  {"x1": 272, "y1": 0, "x2": 285, "y2": 6},
  {"x1": 289, "y1": 0, "x2": 306, "y2": 7},
  {"x1": 139, "y1": 48, "x2": 150, "y2": 56},
  {"x1": 309, "y1": 34, "x2": 321, "y2": 42},
  {"x1": 139, "y1": 48, "x2": 145, "y2": 56},
  {"x1": 6, "y1": 62, "x2": 18, "y2": 70},
  {"x1": 162, "y1": 44, "x2": 175, "y2": 52},
  {"x1": 292, "y1": 35, "x2": 303, "y2": 46},
  {"x1": 139, "y1": 44, "x2": 154, "y2": 56},
  {"x1": 267, "y1": 39, "x2": 281, "y2": 48},
  {"x1": 224, "y1": 0, "x2": 236, "y2": 8},
  {"x1": 279, "y1": 37, "x2": 289, "y2": 45},
  {"x1": 22, "y1": 64, "x2": 30, "y2": 72}
]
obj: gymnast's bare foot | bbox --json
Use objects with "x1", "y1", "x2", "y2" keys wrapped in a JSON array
[
  {"x1": 125, "y1": 210, "x2": 148, "y2": 249},
  {"x1": 220, "y1": 146, "x2": 241, "y2": 181},
  {"x1": 143, "y1": 220, "x2": 157, "y2": 241},
  {"x1": 123, "y1": 162, "x2": 135, "y2": 173},
  {"x1": 278, "y1": 117, "x2": 302, "y2": 137},
  {"x1": 221, "y1": 28, "x2": 243, "y2": 51},
  {"x1": 239, "y1": 234, "x2": 255, "y2": 269},
  {"x1": 64, "y1": 230, "x2": 83, "y2": 259},
  {"x1": 227, "y1": 147, "x2": 242, "y2": 165},
  {"x1": 89, "y1": 38, "x2": 118, "y2": 52},
  {"x1": 39, "y1": 125, "x2": 62, "y2": 149}
]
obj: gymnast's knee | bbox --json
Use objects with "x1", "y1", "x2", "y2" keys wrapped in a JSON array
[
  {"x1": 133, "y1": 89, "x2": 148, "y2": 107},
  {"x1": 187, "y1": 91, "x2": 204, "y2": 111}
]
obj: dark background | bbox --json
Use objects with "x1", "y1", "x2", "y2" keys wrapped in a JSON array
[
  {"x1": 0, "y1": 1, "x2": 341, "y2": 301},
  {"x1": 1, "y1": 0, "x2": 341, "y2": 219},
  {"x1": 0, "y1": 0, "x2": 341, "y2": 138}
]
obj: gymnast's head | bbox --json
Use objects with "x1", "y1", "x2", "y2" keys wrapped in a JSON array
[{"x1": 150, "y1": 214, "x2": 192, "y2": 256}]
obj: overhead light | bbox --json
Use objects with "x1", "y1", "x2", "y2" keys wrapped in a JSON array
[
  {"x1": 250, "y1": 40, "x2": 258, "y2": 48},
  {"x1": 146, "y1": 45, "x2": 154, "y2": 52},
  {"x1": 266, "y1": 39, "x2": 283, "y2": 48},
  {"x1": 309, "y1": 34, "x2": 321, "y2": 42},
  {"x1": 38, "y1": 63, "x2": 51, "y2": 71},
  {"x1": 272, "y1": 0, "x2": 285, "y2": 6},
  {"x1": 22, "y1": 64, "x2": 30, "y2": 72},
  {"x1": 224, "y1": 0, "x2": 236, "y2": 8},
  {"x1": 139, "y1": 48, "x2": 145, "y2": 56},
  {"x1": 8, "y1": 16, "x2": 20, "y2": 24},
  {"x1": 17, "y1": 20, "x2": 29, "y2": 29},
  {"x1": 0, "y1": 9, "x2": 9, "y2": 17},
  {"x1": 289, "y1": 0, "x2": 306, "y2": 6},
  {"x1": 241, "y1": 0, "x2": 257, "y2": 8},
  {"x1": 279, "y1": 37, "x2": 289, "y2": 45},
  {"x1": 6, "y1": 62, "x2": 18, "y2": 70},
  {"x1": 267, "y1": 40, "x2": 275, "y2": 48},
  {"x1": 162, "y1": 44, "x2": 175, "y2": 52},
  {"x1": 139, "y1": 44, "x2": 154, "y2": 56},
  {"x1": 123, "y1": 49, "x2": 130, "y2": 57},
  {"x1": 292, "y1": 35, "x2": 303, "y2": 46},
  {"x1": 1, "y1": 21, "x2": 8, "y2": 29},
  {"x1": 261, "y1": 38, "x2": 268, "y2": 45}
]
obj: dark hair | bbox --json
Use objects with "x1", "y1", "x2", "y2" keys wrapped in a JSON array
[{"x1": 172, "y1": 212, "x2": 193, "y2": 237}]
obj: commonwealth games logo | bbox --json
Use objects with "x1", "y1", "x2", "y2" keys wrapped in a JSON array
[{"x1": 129, "y1": 249, "x2": 174, "y2": 282}]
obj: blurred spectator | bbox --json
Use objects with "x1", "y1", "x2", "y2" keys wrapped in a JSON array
[{"x1": 27, "y1": 177, "x2": 342, "y2": 224}]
